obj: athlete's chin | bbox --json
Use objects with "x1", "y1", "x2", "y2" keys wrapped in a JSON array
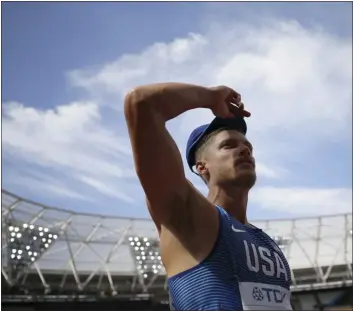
[{"x1": 233, "y1": 171, "x2": 257, "y2": 189}]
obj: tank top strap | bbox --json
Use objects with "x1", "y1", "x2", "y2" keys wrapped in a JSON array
[
  {"x1": 214, "y1": 205, "x2": 244, "y2": 279},
  {"x1": 215, "y1": 205, "x2": 232, "y2": 223}
]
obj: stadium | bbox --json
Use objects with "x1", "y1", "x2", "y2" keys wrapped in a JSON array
[{"x1": 2, "y1": 189, "x2": 352, "y2": 311}]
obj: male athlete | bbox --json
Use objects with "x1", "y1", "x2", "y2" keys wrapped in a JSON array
[{"x1": 124, "y1": 83, "x2": 292, "y2": 310}]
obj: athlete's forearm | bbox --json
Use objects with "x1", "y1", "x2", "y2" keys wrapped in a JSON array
[{"x1": 124, "y1": 82, "x2": 214, "y2": 121}]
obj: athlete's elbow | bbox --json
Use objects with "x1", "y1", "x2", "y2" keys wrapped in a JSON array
[
  {"x1": 124, "y1": 88, "x2": 144, "y2": 115},
  {"x1": 124, "y1": 88, "x2": 156, "y2": 120}
]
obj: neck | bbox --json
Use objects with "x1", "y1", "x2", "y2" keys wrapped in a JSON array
[{"x1": 207, "y1": 184, "x2": 249, "y2": 224}]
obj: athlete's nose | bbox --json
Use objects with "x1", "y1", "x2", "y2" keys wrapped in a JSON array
[{"x1": 239, "y1": 145, "x2": 251, "y2": 157}]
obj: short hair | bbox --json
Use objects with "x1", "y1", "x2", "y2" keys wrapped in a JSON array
[
  {"x1": 194, "y1": 127, "x2": 228, "y2": 184},
  {"x1": 194, "y1": 127, "x2": 227, "y2": 162}
]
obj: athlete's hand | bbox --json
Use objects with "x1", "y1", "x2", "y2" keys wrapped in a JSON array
[{"x1": 207, "y1": 86, "x2": 251, "y2": 119}]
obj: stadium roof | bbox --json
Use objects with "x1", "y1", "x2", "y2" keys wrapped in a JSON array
[{"x1": 2, "y1": 189, "x2": 352, "y2": 291}]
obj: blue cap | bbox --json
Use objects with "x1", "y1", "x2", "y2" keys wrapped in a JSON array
[{"x1": 186, "y1": 116, "x2": 247, "y2": 173}]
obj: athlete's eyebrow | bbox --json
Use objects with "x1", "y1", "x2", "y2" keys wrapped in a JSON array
[
  {"x1": 219, "y1": 137, "x2": 253, "y2": 151},
  {"x1": 218, "y1": 137, "x2": 236, "y2": 147}
]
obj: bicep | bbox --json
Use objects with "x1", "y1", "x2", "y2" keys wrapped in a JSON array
[{"x1": 125, "y1": 101, "x2": 189, "y2": 226}]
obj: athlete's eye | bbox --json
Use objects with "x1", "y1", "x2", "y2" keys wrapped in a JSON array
[
  {"x1": 221, "y1": 144, "x2": 232, "y2": 149},
  {"x1": 220, "y1": 140, "x2": 237, "y2": 149}
]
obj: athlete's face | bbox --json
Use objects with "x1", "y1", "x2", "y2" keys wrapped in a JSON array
[{"x1": 197, "y1": 129, "x2": 256, "y2": 188}]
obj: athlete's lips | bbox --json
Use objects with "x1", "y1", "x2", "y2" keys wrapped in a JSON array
[{"x1": 235, "y1": 158, "x2": 255, "y2": 169}]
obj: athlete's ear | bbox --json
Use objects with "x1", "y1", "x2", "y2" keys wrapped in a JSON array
[{"x1": 195, "y1": 160, "x2": 208, "y2": 176}]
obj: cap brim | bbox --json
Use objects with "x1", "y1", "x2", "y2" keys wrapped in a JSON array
[{"x1": 205, "y1": 116, "x2": 247, "y2": 137}]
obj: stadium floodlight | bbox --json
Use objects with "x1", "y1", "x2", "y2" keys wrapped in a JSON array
[
  {"x1": 128, "y1": 236, "x2": 164, "y2": 280},
  {"x1": 6, "y1": 222, "x2": 59, "y2": 275},
  {"x1": 271, "y1": 235, "x2": 292, "y2": 251}
]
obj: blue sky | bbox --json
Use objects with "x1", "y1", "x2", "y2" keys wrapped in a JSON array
[{"x1": 2, "y1": 2, "x2": 352, "y2": 220}]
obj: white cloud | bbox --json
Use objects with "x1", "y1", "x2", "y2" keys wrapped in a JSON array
[
  {"x1": 255, "y1": 163, "x2": 287, "y2": 180},
  {"x1": 5, "y1": 170, "x2": 91, "y2": 202},
  {"x1": 2, "y1": 100, "x2": 136, "y2": 202},
  {"x1": 76, "y1": 175, "x2": 134, "y2": 203},
  {"x1": 70, "y1": 21, "x2": 351, "y2": 137},
  {"x1": 2, "y1": 101, "x2": 134, "y2": 176},
  {"x1": 69, "y1": 19, "x2": 352, "y2": 163},
  {"x1": 2, "y1": 19, "x2": 352, "y2": 216},
  {"x1": 68, "y1": 33, "x2": 209, "y2": 100},
  {"x1": 251, "y1": 187, "x2": 352, "y2": 216}
]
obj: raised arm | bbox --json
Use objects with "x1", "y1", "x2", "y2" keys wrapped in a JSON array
[
  {"x1": 124, "y1": 83, "x2": 246, "y2": 235},
  {"x1": 124, "y1": 83, "x2": 216, "y2": 230}
]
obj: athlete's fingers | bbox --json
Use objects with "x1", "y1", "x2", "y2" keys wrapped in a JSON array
[
  {"x1": 242, "y1": 109, "x2": 251, "y2": 117},
  {"x1": 229, "y1": 102, "x2": 251, "y2": 117},
  {"x1": 230, "y1": 97, "x2": 244, "y2": 108},
  {"x1": 237, "y1": 102, "x2": 244, "y2": 110},
  {"x1": 232, "y1": 92, "x2": 241, "y2": 104}
]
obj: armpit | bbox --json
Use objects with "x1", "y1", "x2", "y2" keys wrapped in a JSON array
[{"x1": 165, "y1": 188, "x2": 196, "y2": 242}]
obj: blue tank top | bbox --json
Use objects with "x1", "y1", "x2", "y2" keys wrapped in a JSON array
[{"x1": 168, "y1": 206, "x2": 292, "y2": 310}]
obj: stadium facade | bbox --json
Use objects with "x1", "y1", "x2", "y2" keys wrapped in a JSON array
[{"x1": 2, "y1": 189, "x2": 352, "y2": 310}]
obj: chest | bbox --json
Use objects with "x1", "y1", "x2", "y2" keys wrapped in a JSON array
[{"x1": 225, "y1": 228, "x2": 291, "y2": 286}]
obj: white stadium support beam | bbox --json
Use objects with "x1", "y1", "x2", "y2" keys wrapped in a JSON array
[{"x1": 1, "y1": 189, "x2": 352, "y2": 297}]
